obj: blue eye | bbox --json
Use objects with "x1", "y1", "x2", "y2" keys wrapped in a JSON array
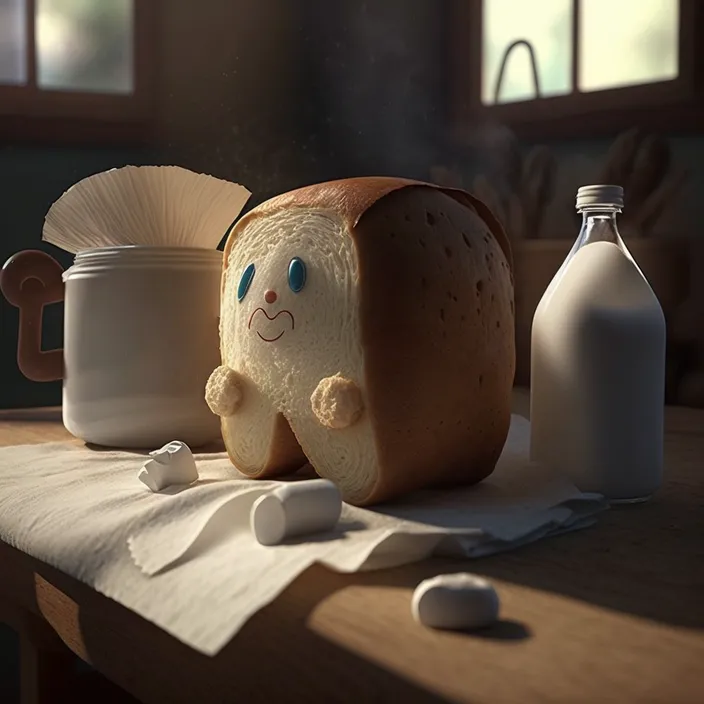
[
  {"x1": 237, "y1": 263, "x2": 255, "y2": 302},
  {"x1": 288, "y1": 257, "x2": 306, "y2": 293}
]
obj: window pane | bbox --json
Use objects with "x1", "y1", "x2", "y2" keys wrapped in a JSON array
[
  {"x1": 0, "y1": 0, "x2": 27, "y2": 84},
  {"x1": 482, "y1": 0, "x2": 572, "y2": 105},
  {"x1": 36, "y1": 0, "x2": 134, "y2": 93},
  {"x1": 579, "y1": 0, "x2": 679, "y2": 92}
]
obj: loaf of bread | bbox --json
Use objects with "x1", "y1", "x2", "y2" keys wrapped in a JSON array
[{"x1": 206, "y1": 177, "x2": 515, "y2": 505}]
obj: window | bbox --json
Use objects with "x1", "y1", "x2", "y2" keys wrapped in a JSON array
[
  {"x1": 0, "y1": 0, "x2": 155, "y2": 143},
  {"x1": 452, "y1": 0, "x2": 703, "y2": 138}
]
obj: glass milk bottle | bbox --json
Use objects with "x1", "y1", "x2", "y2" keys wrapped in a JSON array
[{"x1": 530, "y1": 185, "x2": 666, "y2": 503}]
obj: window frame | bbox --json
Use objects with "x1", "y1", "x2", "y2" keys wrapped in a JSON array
[
  {"x1": 0, "y1": 0, "x2": 157, "y2": 146},
  {"x1": 450, "y1": 0, "x2": 704, "y2": 139}
]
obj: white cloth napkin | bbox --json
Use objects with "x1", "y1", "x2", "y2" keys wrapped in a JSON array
[{"x1": 0, "y1": 415, "x2": 606, "y2": 655}]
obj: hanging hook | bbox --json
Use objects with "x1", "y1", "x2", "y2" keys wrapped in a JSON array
[{"x1": 493, "y1": 39, "x2": 542, "y2": 103}]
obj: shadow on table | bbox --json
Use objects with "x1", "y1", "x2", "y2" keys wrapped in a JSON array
[
  {"x1": 375, "y1": 500, "x2": 702, "y2": 630},
  {"x1": 506, "y1": 381, "x2": 703, "y2": 630},
  {"x1": 3, "y1": 547, "x2": 457, "y2": 704},
  {"x1": 476, "y1": 483, "x2": 704, "y2": 630},
  {"x1": 282, "y1": 476, "x2": 703, "y2": 635},
  {"x1": 76, "y1": 582, "x2": 457, "y2": 704},
  {"x1": 0, "y1": 408, "x2": 63, "y2": 422},
  {"x1": 353, "y1": 504, "x2": 702, "y2": 632}
]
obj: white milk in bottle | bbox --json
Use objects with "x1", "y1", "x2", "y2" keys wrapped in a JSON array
[{"x1": 530, "y1": 185, "x2": 666, "y2": 502}]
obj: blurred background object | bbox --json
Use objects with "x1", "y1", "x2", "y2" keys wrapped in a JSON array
[{"x1": 431, "y1": 124, "x2": 690, "y2": 392}]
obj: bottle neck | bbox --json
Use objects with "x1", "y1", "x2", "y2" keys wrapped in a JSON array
[{"x1": 577, "y1": 207, "x2": 623, "y2": 247}]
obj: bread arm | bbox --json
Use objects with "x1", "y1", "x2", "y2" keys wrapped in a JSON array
[
  {"x1": 311, "y1": 374, "x2": 364, "y2": 429},
  {"x1": 205, "y1": 365, "x2": 245, "y2": 417}
]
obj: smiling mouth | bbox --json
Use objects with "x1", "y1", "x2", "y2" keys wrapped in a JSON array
[
  {"x1": 257, "y1": 329, "x2": 286, "y2": 342},
  {"x1": 248, "y1": 307, "x2": 295, "y2": 343}
]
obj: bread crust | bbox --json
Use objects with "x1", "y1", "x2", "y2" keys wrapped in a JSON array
[
  {"x1": 223, "y1": 177, "x2": 512, "y2": 288},
  {"x1": 351, "y1": 187, "x2": 515, "y2": 502},
  {"x1": 221, "y1": 177, "x2": 515, "y2": 504}
]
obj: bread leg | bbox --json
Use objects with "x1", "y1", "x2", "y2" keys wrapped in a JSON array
[
  {"x1": 218, "y1": 371, "x2": 307, "y2": 478},
  {"x1": 282, "y1": 377, "x2": 379, "y2": 505}
]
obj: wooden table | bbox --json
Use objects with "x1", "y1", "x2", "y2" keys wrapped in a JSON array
[{"x1": 1, "y1": 392, "x2": 703, "y2": 704}]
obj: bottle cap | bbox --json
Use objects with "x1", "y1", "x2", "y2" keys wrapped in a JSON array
[{"x1": 576, "y1": 185, "x2": 624, "y2": 210}]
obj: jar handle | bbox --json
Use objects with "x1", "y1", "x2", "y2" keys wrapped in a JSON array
[{"x1": 0, "y1": 250, "x2": 65, "y2": 382}]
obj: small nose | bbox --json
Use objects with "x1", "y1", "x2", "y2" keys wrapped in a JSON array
[{"x1": 264, "y1": 290, "x2": 277, "y2": 304}]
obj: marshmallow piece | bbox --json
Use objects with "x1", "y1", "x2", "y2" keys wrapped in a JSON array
[
  {"x1": 138, "y1": 441, "x2": 199, "y2": 492},
  {"x1": 412, "y1": 573, "x2": 500, "y2": 630},
  {"x1": 250, "y1": 479, "x2": 342, "y2": 546}
]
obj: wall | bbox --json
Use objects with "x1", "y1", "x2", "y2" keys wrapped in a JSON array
[
  {"x1": 2, "y1": 0, "x2": 703, "y2": 409},
  {"x1": 152, "y1": 0, "x2": 321, "y2": 205},
  {"x1": 302, "y1": 0, "x2": 447, "y2": 181},
  {"x1": 152, "y1": 0, "x2": 448, "y2": 200}
]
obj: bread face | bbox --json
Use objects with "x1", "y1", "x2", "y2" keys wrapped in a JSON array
[
  {"x1": 220, "y1": 208, "x2": 378, "y2": 498},
  {"x1": 216, "y1": 177, "x2": 515, "y2": 505}
]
